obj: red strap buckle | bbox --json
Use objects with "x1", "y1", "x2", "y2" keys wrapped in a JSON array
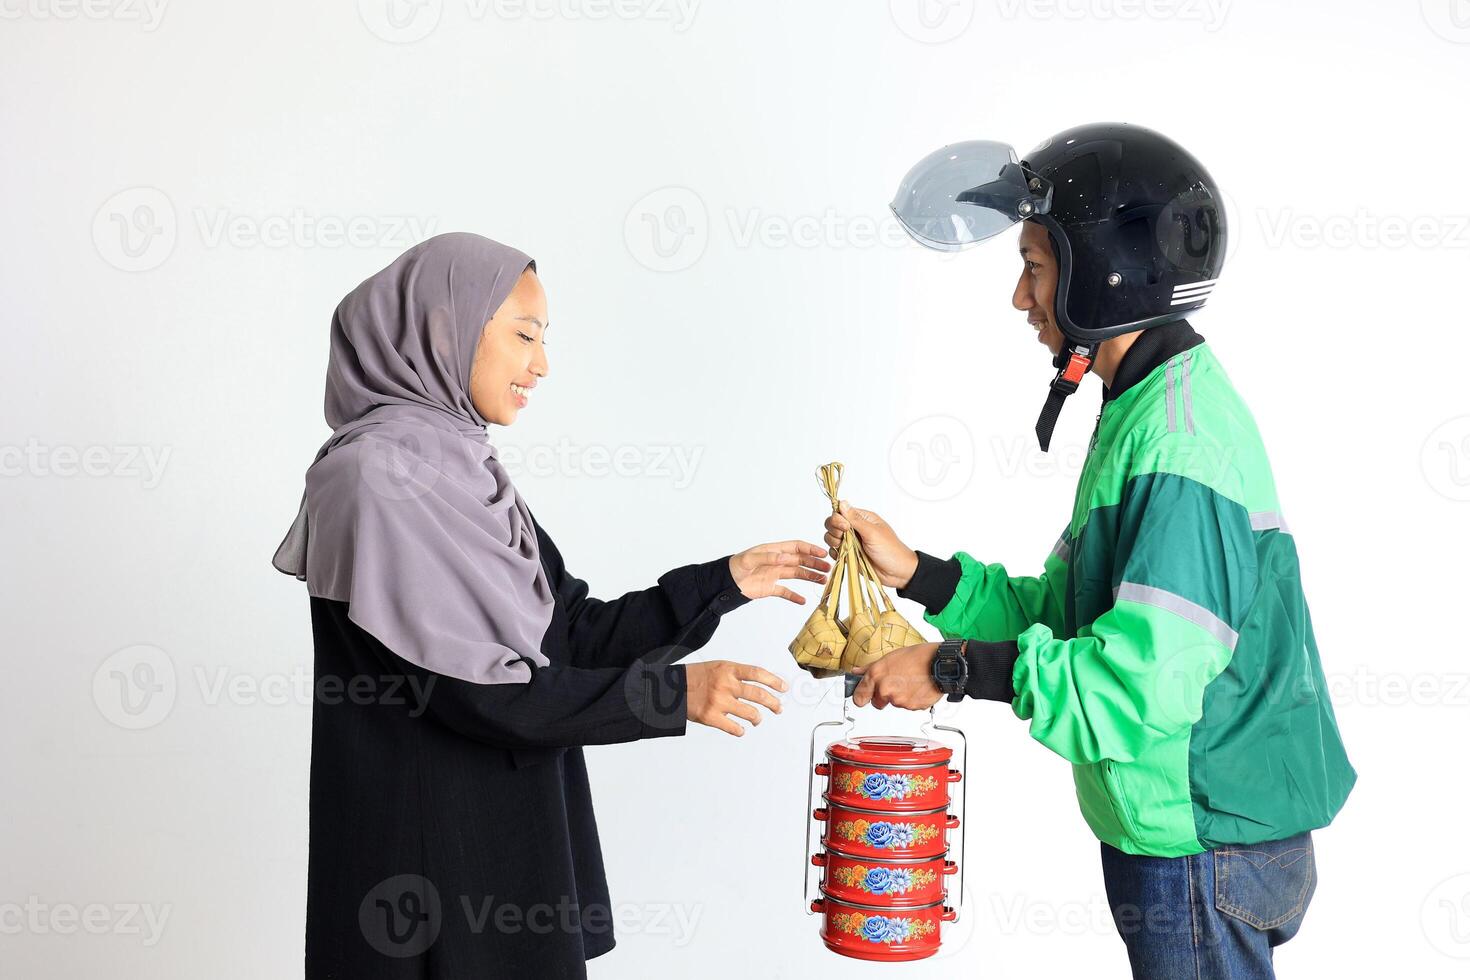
[{"x1": 1061, "y1": 351, "x2": 1091, "y2": 386}]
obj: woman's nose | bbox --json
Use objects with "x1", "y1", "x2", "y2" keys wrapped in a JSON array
[{"x1": 531, "y1": 344, "x2": 549, "y2": 378}]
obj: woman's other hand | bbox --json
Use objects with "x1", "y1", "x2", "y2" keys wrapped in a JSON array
[
  {"x1": 684, "y1": 661, "x2": 787, "y2": 736},
  {"x1": 822, "y1": 503, "x2": 919, "y2": 589},
  {"x1": 728, "y1": 541, "x2": 830, "y2": 604}
]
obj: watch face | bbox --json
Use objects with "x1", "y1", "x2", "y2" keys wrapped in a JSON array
[{"x1": 935, "y1": 656, "x2": 962, "y2": 682}]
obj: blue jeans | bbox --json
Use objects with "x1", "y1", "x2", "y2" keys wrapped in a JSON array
[{"x1": 1100, "y1": 832, "x2": 1317, "y2": 980}]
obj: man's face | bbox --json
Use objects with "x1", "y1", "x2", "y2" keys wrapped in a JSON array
[{"x1": 1013, "y1": 221, "x2": 1066, "y2": 357}]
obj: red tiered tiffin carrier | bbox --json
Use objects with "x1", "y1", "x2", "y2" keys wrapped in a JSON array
[{"x1": 808, "y1": 736, "x2": 962, "y2": 961}]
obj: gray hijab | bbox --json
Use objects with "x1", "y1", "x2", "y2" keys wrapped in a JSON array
[{"x1": 273, "y1": 232, "x2": 554, "y2": 685}]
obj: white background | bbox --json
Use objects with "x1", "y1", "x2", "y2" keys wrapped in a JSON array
[{"x1": 3, "y1": 0, "x2": 1468, "y2": 976}]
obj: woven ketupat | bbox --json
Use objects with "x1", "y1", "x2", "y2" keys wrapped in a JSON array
[{"x1": 789, "y1": 463, "x2": 926, "y2": 677}]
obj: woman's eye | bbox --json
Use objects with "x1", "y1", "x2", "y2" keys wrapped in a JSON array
[{"x1": 516, "y1": 332, "x2": 533, "y2": 343}]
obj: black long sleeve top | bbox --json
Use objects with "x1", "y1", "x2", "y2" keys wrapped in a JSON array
[{"x1": 304, "y1": 516, "x2": 748, "y2": 979}]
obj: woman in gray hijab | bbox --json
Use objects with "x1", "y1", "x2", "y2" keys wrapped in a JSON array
[{"x1": 274, "y1": 233, "x2": 827, "y2": 978}]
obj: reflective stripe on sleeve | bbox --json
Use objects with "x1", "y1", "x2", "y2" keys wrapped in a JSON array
[
  {"x1": 1249, "y1": 510, "x2": 1291, "y2": 533},
  {"x1": 1113, "y1": 581, "x2": 1239, "y2": 651}
]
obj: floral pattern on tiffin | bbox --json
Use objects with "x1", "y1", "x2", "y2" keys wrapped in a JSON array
[
  {"x1": 831, "y1": 819, "x2": 939, "y2": 850},
  {"x1": 831, "y1": 863, "x2": 938, "y2": 896},
  {"x1": 833, "y1": 770, "x2": 939, "y2": 802},
  {"x1": 830, "y1": 910, "x2": 936, "y2": 944}
]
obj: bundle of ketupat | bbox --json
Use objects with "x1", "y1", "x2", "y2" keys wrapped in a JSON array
[{"x1": 789, "y1": 462, "x2": 927, "y2": 677}]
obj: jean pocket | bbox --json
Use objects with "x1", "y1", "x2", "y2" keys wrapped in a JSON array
[{"x1": 1213, "y1": 834, "x2": 1316, "y2": 930}]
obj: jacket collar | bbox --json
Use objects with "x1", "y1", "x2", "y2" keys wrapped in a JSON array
[{"x1": 1102, "y1": 320, "x2": 1205, "y2": 402}]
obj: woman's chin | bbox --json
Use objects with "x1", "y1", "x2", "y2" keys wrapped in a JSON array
[{"x1": 478, "y1": 408, "x2": 517, "y2": 427}]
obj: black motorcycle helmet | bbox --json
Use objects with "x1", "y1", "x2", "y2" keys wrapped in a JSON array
[
  {"x1": 1021, "y1": 122, "x2": 1227, "y2": 343},
  {"x1": 891, "y1": 123, "x2": 1228, "y2": 448}
]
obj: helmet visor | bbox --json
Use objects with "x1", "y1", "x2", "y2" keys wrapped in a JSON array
[{"x1": 890, "y1": 140, "x2": 1052, "y2": 252}]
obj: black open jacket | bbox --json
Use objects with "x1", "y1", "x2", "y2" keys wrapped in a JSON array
[{"x1": 304, "y1": 517, "x2": 747, "y2": 979}]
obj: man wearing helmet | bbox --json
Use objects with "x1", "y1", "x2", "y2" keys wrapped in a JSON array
[{"x1": 827, "y1": 123, "x2": 1355, "y2": 979}]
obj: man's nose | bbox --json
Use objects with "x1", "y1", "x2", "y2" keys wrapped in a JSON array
[{"x1": 1012, "y1": 270, "x2": 1032, "y2": 312}]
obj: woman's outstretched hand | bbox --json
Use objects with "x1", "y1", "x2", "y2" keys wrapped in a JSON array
[
  {"x1": 684, "y1": 661, "x2": 788, "y2": 737},
  {"x1": 728, "y1": 540, "x2": 831, "y2": 604}
]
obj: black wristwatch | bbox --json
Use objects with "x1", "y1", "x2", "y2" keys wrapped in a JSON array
[{"x1": 932, "y1": 639, "x2": 969, "y2": 702}]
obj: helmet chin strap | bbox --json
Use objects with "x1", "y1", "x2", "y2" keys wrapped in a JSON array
[{"x1": 1035, "y1": 341, "x2": 1093, "y2": 452}]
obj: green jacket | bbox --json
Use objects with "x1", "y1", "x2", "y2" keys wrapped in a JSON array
[{"x1": 922, "y1": 338, "x2": 1354, "y2": 856}]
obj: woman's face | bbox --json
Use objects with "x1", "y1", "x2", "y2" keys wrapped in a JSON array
[{"x1": 469, "y1": 268, "x2": 549, "y2": 426}]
